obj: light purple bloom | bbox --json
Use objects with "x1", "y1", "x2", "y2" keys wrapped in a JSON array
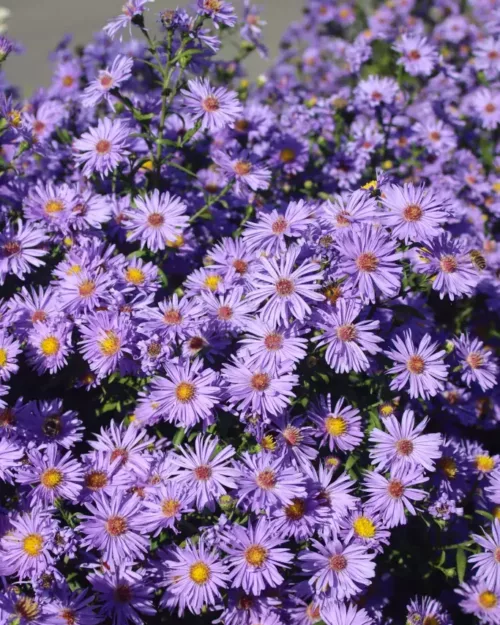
[
  {"x1": 299, "y1": 538, "x2": 376, "y2": 600},
  {"x1": 387, "y1": 331, "x2": 448, "y2": 399},
  {"x1": 369, "y1": 409, "x2": 442, "y2": 472},
  {"x1": 82, "y1": 55, "x2": 134, "y2": 107},
  {"x1": 312, "y1": 299, "x2": 383, "y2": 373},
  {"x1": 336, "y1": 225, "x2": 403, "y2": 303},
  {"x1": 79, "y1": 492, "x2": 149, "y2": 566},
  {"x1": 245, "y1": 247, "x2": 324, "y2": 326},
  {"x1": 221, "y1": 517, "x2": 293, "y2": 595},
  {"x1": 454, "y1": 333, "x2": 498, "y2": 391},
  {"x1": 309, "y1": 396, "x2": 363, "y2": 452},
  {"x1": 182, "y1": 78, "x2": 242, "y2": 132},
  {"x1": 381, "y1": 183, "x2": 447, "y2": 243},
  {"x1": 125, "y1": 190, "x2": 189, "y2": 252},
  {"x1": 364, "y1": 466, "x2": 428, "y2": 528},
  {"x1": 470, "y1": 520, "x2": 500, "y2": 592},
  {"x1": 161, "y1": 539, "x2": 229, "y2": 616},
  {"x1": 74, "y1": 118, "x2": 130, "y2": 178},
  {"x1": 171, "y1": 436, "x2": 238, "y2": 511}
]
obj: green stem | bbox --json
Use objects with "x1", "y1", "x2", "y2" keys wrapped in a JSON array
[{"x1": 189, "y1": 181, "x2": 235, "y2": 224}]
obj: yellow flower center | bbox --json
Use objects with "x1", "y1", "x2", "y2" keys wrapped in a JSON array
[
  {"x1": 479, "y1": 591, "x2": 498, "y2": 609},
  {"x1": 0, "y1": 348, "x2": 7, "y2": 367},
  {"x1": 45, "y1": 200, "x2": 64, "y2": 214},
  {"x1": 125, "y1": 267, "x2": 145, "y2": 285},
  {"x1": 325, "y1": 416, "x2": 347, "y2": 437},
  {"x1": 244, "y1": 544, "x2": 268, "y2": 567},
  {"x1": 161, "y1": 499, "x2": 180, "y2": 518},
  {"x1": 261, "y1": 434, "x2": 276, "y2": 451},
  {"x1": 204, "y1": 274, "x2": 221, "y2": 291},
  {"x1": 66, "y1": 264, "x2": 81, "y2": 275},
  {"x1": 280, "y1": 148, "x2": 296, "y2": 163},
  {"x1": 40, "y1": 336, "x2": 60, "y2": 357},
  {"x1": 353, "y1": 516, "x2": 376, "y2": 539},
  {"x1": 476, "y1": 455, "x2": 495, "y2": 473},
  {"x1": 189, "y1": 561, "x2": 211, "y2": 585},
  {"x1": 23, "y1": 533, "x2": 44, "y2": 557},
  {"x1": 41, "y1": 468, "x2": 63, "y2": 489},
  {"x1": 362, "y1": 180, "x2": 377, "y2": 190},
  {"x1": 99, "y1": 331, "x2": 121, "y2": 357},
  {"x1": 175, "y1": 382, "x2": 196, "y2": 403},
  {"x1": 166, "y1": 234, "x2": 184, "y2": 248},
  {"x1": 493, "y1": 506, "x2": 500, "y2": 520},
  {"x1": 438, "y1": 457, "x2": 457, "y2": 479}
]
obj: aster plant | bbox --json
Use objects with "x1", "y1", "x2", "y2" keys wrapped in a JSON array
[{"x1": 0, "y1": 0, "x2": 499, "y2": 624}]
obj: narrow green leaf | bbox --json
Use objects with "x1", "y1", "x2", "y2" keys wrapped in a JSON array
[{"x1": 456, "y1": 548, "x2": 467, "y2": 583}]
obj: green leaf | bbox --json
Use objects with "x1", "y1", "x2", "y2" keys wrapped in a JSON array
[
  {"x1": 345, "y1": 454, "x2": 358, "y2": 471},
  {"x1": 173, "y1": 428, "x2": 186, "y2": 446},
  {"x1": 456, "y1": 547, "x2": 467, "y2": 583}
]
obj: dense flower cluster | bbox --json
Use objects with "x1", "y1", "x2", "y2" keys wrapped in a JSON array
[{"x1": 0, "y1": 0, "x2": 499, "y2": 624}]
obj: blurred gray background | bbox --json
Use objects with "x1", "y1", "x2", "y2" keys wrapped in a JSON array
[{"x1": 2, "y1": 0, "x2": 305, "y2": 97}]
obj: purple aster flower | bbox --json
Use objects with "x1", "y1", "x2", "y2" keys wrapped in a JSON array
[
  {"x1": 171, "y1": 436, "x2": 238, "y2": 511},
  {"x1": 51, "y1": 59, "x2": 81, "y2": 97},
  {"x1": 406, "y1": 597, "x2": 452, "y2": 625},
  {"x1": 454, "y1": 333, "x2": 498, "y2": 391},
  {"x1": 413, "y1": 233, "x2": 479, "y2": 300},
  {"x1": 428, "y1": 492, "x2": 463, "y2": 520},
  {"x1": 197, "y1": 0, "x2": 237, "y2": 27},
  {"x1": 320, "y1": 189, "x2": 378, "y2": 231},
  {"x1": 104, "y1": 0, "x2": 153, "y2": 39},
  {"x1": 312, "y1": 299, "x2": 383, "y2": 373},
  {"x1": 456, "y1": 582, "x2": 500, "y2": 624},
  {"x1": 0, "y1": 507, "x2": 56, "y2": 579},
  {"x1": 79, "y1": 492, "x2": 149, "y2": 566},
  {"x1": 471, "y1": 88, "x2": 500, "y2": 130},
  {"x1": 321, "y1": 602, "x2": 373, "y2": 625},
  {"x1": 137, "y1": 482, "x2": 193, "y2": 535},
  {"x1": 271, "y1": 414, "x2": 318, "y2": 467},
  {"x1": 26, "y1": 321, "x2": 72, "y2": 374},
  {"x1": 369, "y1": 409, "x2": 442, "y2": 472},
  {"x1": 214, "y1": 150, "x2": 271, "y2": 196},
  {"x1": 236, "y1": 451, "x2": 307, "y2": 512},
  {"x1": 0, "y1": 35, "x2": 14, "y2": 62},
  {"x1": 221, "y1": 517, "x2": 293, "y2": 595},
  {"x1": 238, "y1": 320, "x2": 308, "y2": 369},
  {"x1": 201, "y1": 287, "x2": 255, "y2": 331},
  {"x1": 386, "y1": 331, "x2": 448, "y2": 399},
  {"x1": 364, "y1": 466, "x2": 428, "y2": 528},
  {"x1": 299, "y1": 538, "x2": 376, "y2": 601},
  {"x1": 8, "y1": 285, "x2": 58, "y2": 336},
  {"x1": 309, "y1": 395, "x2": 363, "y2": 452},
  {"x1": 137, "y1": 358, "x2": 220, "y2": 428},
  {"x1": 44, "y1": 589, "x2": 101, "y2": 625},
  {"x1": 125, "y1": 190, "x2": 189, "y2": 252},
  {"x1": 82, "y1": 55, "x2": 134, "y2": 108},
  {"x1": 24, "y1": 181, "x2": 77, "y2": 227},
  {"x1": 16, "y1": 444, "x2": 83, "y2": 505},
  {"x1": 89, "y1": 564, "x2": 156, "y2": 625},
  {"x1": 139, "y1": 293, "x2": 203, "y2": 341},
  {"x1": 0, "y1": 591, "x2": 49, "y2": 625},
  {"x1": 89, "y1": 420, "x2": 154, "y2": 478},
  {"x1": 243, "y1": 201, "x2": 313, "y2": 255},
  {"x1": 0, "y1": 329, "x2": 21, "y2": 381},
  {"x1": 336, "y1": 225, "x2": 403, "y2": 303},
  {"x1": 78, "y1": 311, "x2": 133, "y2": 379},
  {"x1": 270, "y1": 134, "x2": 309, "y2": 175},
  {"x1": 74, "y1": 118, "x2": 130, "y2": 178},
  {"x1": 80, "y1": 451, "x2": 130, "y2": 502},
  {"x1": 394, "y1": 34, "x2": 438, "y2": 76},
  {"x1": 381, "y1": 183, "x2": 447, "y2": 243},
  {"x1": 58, "y1": 269, "x2": 114, "y2": 314},
  {"x1": 161, "y1": 539, "x2": 229, "y2": 616},
  {"x1": 486, "y1": 470, "x2": 500, "y2": 506},
  {"x1": 182, "y1": 78, "x2": 242, "y2": 132},
  {"x1": 339, "y1": 504, "x2": 390, "y2": 554},
  {"x1": 0, "y1": 220, "x2": 48, "y2": 281},
  {"x1": 0, "y1": 436, "x2": 23, "y2": 483},
  {"x1": 355, "y1": 76, "x2": 399, "y2": 109},
  {"x1": 222, "y1": 358, "x2": 298, "y2": 420},
  {"x1": 246, "y1": 247, "x2": 324, "y2": 326},
  {"x1": 470, "y1": 520, "x2": 500, "y2": 592}
]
